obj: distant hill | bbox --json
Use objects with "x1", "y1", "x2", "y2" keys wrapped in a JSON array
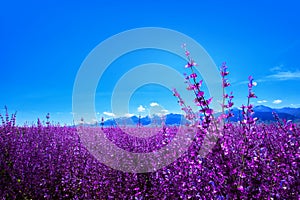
[
  {"x1": 227, "y1": 105, "x2": 299, "y2": 122},
  {"x1": 274, "y1": 107, "x2": 300, "y2": 118},
  {"x1": 102, "y1": 113, "x2": 188, "y2": 127},
  {"x1": 100, "y1": 105, "x2": 300, "y2": 126}
]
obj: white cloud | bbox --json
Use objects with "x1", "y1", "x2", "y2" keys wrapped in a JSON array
[
  {"x1": 154, "y1": 109, "x2": 169, "y2": 117},
  {"x1": 235, "y1": 79, "x2": 262, "y2": 86},
  {"x1": 290, "y1": 103, "x2": 300, "y2": 108},
  {"x1": 78, "y1": 118, "x2": 98, "y2": 125},
  {"x1": 234, "y1": 80, "x2": 248, "y2": 86},
  {"x1": 273, "y1": 99, "x2": 282, "y2": 104},
  {"x1": 124, "y1": 113, "x2": 135, "y2": 117},
  {"x1": 149, "y1": 104, "x2": 169, "y2": 117},
  {"x1": 150, "y1": 102, "x2": 159, "y2": 107},
  {"x1": 257, "y1": 100, "x2": 268, "y2": 104},
  {"x1": 137, "y1": 105, "x2": 146, "y2": 112},
  {"x1": 103, "y1": 111, "x2": 115, "y2": 117},
  {"x1": 267, "y1": 71, "x2": 300, "y2": 80},
  {"x1": 270, "y1": 64, "x2": 283, "y2": 72},
  {"x1": 161, "y1": 109, "x2": 169, "y2": 114}
]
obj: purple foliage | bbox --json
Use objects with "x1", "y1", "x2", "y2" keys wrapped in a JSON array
[{"x1": 0, "y1": 110, "x2": 299, "y2": 199}]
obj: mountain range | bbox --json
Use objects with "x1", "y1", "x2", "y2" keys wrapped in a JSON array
[
  {"x1": 225, "y1": 105, "x2": 300, "y2": 122},
  {"x1": 102, "y1": 105, "x2": 300, "y2": 126},
  {"x1": 103, "y1": 113, "x2": 189, "y2": 126}
]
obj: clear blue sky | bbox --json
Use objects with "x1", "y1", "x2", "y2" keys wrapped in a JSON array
[{"x1": 1, "y1": 0, "x2": 300, "y2": 125}]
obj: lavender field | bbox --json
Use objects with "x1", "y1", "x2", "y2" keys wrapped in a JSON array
[{"x1": 1, "y1": 107, "x2": 299, "y2": 199}]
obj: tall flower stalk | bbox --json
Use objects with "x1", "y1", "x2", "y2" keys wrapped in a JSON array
[
  {"x1": 220, "y1": 62, "x2": 234, "y2": 126},
  {"x1": 240, "y1": 76, "x2": 258, "y2": 130},
  {"x1": 174, "y1": 44, "x2": 214, "y2": 129},
  {"x1": 238, "y1": 75, "x2": 258, "y2": 191}
]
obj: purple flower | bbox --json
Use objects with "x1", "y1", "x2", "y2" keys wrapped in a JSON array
[
  {"x1": 197, "y1": 91, "x2": 204, "y2": 98},
  {"x1": 248, "y1": 92, "x2": 257, "y2": 98},
  {"x1": 172, "y1": 88, "x2": 180, "y2": 97},
  {"x1": 185, "y1": 50, "x2": 190, "y2": 57},
  {"x1": 223, "y1": 80, "x2": 231, "y2": 88},
  {"x1": 185, "y1": 60, "x2": 197, "y2": 68},
  {"x1": 189, "y1": 73, "x2": 197, "y2": 79}
]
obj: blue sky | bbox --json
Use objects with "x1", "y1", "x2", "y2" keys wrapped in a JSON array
[{"x1": 1, "y1": 0, "x2": 300, "y2": 125}]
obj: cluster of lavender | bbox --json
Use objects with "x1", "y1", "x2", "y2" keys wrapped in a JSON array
[
  {"x1": 220, "y1": 62, "x2": 234, "y2": 124},
  {"x1": 1, "y1": 106, "x2": 299, "y2": 199},
  {"x1": 170, "y1": 46, "x2": 299, "y2": 198},
  {"x1": 172, "y1": 45, "x2": 260, "y2": 130},
  {"x1": 173, "y1": 44, "x2": 213, "y2": 129}
]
